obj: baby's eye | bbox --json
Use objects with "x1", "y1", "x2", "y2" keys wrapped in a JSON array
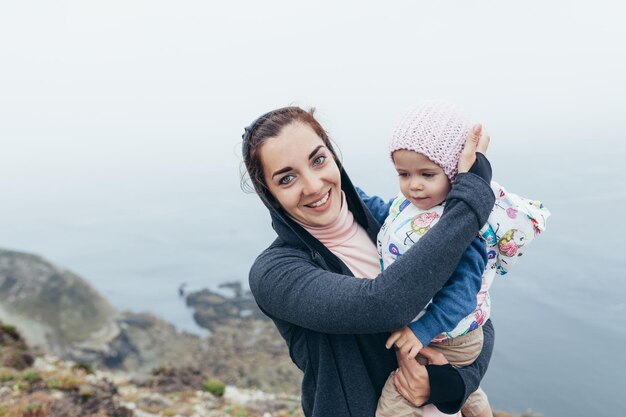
[
  {"x1": 397, "y1": 172, "x2": 409, "y2": 178},
  {"x1": 422, "y1": 173, "x2": 436, "y2": 178},
  {"x1": 313, "y1": 155, "x2": 326, "y2": 166},
  {"x1": 279, "y1": 175, "x2": 294, "y2": 185}
]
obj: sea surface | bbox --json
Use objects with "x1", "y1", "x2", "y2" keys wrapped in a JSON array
[{"x1": 2, "y1": 137, "x2": 625, "y2": 417}]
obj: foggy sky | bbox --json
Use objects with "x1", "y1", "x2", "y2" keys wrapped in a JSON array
[{"x1": 1, "y1": 0, "x2": 625, "y2": 246}]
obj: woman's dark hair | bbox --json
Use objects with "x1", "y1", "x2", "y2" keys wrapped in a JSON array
[{"x1": 241, "y1": 106, "x2": 339, "y2": 206}]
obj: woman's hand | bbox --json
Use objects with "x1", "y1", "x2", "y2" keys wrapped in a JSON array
[
  {"x1": 418, "y1": 346, "x2": 449, "y2": 365},
  {"x1": 393, "y1": 352, "x2": 430, "y2": 406},
  {"x1": 393, "y1": 347, "x2": 450, "y2": 406},
  {"x1": 457, "y1": 124, "x2": 490, "y2": 174}
]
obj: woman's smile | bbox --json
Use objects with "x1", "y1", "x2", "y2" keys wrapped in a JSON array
[{"x1": 304, "y1": 190, "x2": 331, "y2": 209}]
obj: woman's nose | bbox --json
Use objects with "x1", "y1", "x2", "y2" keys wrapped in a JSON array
[{"x1": 301, "y1": 173, "x2": 324, "y2": 195}]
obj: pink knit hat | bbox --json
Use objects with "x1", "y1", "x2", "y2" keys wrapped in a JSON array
[{"x1": 389, "y1": 101, "x2": 471, "y2": 182}]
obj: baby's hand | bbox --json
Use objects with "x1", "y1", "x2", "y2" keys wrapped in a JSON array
[{"x1": 385, "y1": 327, "x2": 424, "y2": 359}]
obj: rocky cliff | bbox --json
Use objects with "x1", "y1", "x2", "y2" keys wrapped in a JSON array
[
  {"x1": 0, "y1": 248, "x2": 299, "y2": 393},
  {"x1": 0, "y1": 249, "x2": 116, "y2": 351},
  {"x1": 0, "y1": 248, "x2": 204, "y2": 373},
  {"x1": 186, "y1": 286, "x2": 302, "y2": 394}
]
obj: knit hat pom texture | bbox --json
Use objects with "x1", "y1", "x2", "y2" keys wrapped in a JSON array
[{"x1": 389, "y1": 101, "x2": 471, "y2": 182}]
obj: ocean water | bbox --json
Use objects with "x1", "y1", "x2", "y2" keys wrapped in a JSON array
[{"x1": 2, "y1": 137, "x2": 625, "y2": 417}]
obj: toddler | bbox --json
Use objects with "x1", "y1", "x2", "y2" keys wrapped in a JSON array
[{"x1": 375, "y1": 102, "x2": 550, "y2": 417}]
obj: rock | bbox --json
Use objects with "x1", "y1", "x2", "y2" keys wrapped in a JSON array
[
  {"x1": 133, "y1": 366, "x2": 209, "y2": 393},
  {"x1": 0, "y1": 249, "x2": 117, "y2": 351},
  {"x1": 0, "y1": 248, "x2": 206, "y2": 374},
  {"x1": 197, "y1": 319, "x2": 302, "y2": 394},
  {"x1": 137, "y1": 392, "x2": 172, "y2": 413},
  {"x1": 33, "y1": 355, "x2": 59, "y2": 372},
  {"x1": 224, "y1": 385, "x2": 276, "y2": 404},
  {"x1": 0, "y1": 320, "x2": 35, "y2": 370},
  {"x1": 186, "y1": 288, "x2": 302, "y2": 394},
  {"x1": 67, "y1": 311, "x2": 205, "y2": 373},
  {"x1": 0, "y1": 345, "x2": 34, "y2": 369},
  {"x1": 185, "y1": 288, "x2": 267, "y2": 332}
]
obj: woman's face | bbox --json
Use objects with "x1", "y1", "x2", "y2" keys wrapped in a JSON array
[{"x1": 259, "y1": 122, "x2": 342, "y2": 227}]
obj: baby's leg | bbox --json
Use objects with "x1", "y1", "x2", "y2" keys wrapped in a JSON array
[
  {"x1": 377, "y1": 375, "x2": 461, "y2": 417},
  {"x1": 376, "y1": 372, "x2": 424, "y2": 417},
  {"x1": 460, "y1": 388, "x2": 491, "y2": 417},
  {"x1": 426, "y1": 328, "x2": 483, "y2": 367},
  {"x1": 426, "y1": 329, "x2": 493, "y2": 417}
]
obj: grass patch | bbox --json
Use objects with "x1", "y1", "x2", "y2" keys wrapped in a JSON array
[
  {"x1": 44, "y1": 372, "x2": 83, "y2": 390},
  {"x1": 0, "y1": 367, "x2": 18, "y2": 382},
  {"x1": 1, "y1": 324, "x2": 20, "y2": 340},
  {"x1": 202, "y1": 378, "x2": 225, "y2": 397},
  {"x1": 72, "y1": 363, "x2": 94, "y2": 375},
  {"x1": 20, "y1": 370, "x2": 40, "y2": 383}
]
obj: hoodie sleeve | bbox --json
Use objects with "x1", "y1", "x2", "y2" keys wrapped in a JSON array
[{"x1": 249, "y1": 172, "x2": 495, "y2": 334}]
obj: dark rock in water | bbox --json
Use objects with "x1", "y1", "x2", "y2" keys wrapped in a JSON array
[
  {"x1": 218, "y1": 281, "x2": 244, "y2": 298},
  {"x1": 186, "y1": 287, "x2": 268, "y2": 332}
]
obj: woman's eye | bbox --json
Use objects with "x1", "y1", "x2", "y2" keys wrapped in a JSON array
[
  {"x1": 279, "y1": 175, "x2": 294, "y2": 185},
  {"x1": 313, "y1": 155, "x2": 326, "y2": 166}
]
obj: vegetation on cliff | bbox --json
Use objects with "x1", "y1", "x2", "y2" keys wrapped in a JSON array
[{"x1": 0, "y1": 320, "x2": 305, "y2": 417}]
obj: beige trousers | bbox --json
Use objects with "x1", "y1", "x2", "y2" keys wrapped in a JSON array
[{"x1": 376, "y1": 327, "x2": 488, "y2": 417}]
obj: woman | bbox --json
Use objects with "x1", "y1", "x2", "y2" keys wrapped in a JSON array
[{"x1": 241, "y1": 106, "x2": 495, "y2": 417}]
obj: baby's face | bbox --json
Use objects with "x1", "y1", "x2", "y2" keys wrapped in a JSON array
[{"x1": 392, "y1": 150, "x2": 451, "y2": 210}]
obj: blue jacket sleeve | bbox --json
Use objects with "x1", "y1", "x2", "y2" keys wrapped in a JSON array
[
  {"x1": 408, "y1": 237, "x2": 486, "y2": 345},
  {"x1": 355, "y1": 187, "x2": 394, "y2": 225}
]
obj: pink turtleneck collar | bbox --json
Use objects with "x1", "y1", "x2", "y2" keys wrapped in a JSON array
[{"x1": 294, "y1": 192, "x2": 381, "y2": 279}]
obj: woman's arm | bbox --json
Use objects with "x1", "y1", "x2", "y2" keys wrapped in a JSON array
[{"x1": 249, "y1": 172, "x2": 495, "y2": 334}]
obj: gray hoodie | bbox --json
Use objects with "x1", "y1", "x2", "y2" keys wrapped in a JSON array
[{"x1": 249, "y1": 165, "x2": 495, "y2": 417}]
